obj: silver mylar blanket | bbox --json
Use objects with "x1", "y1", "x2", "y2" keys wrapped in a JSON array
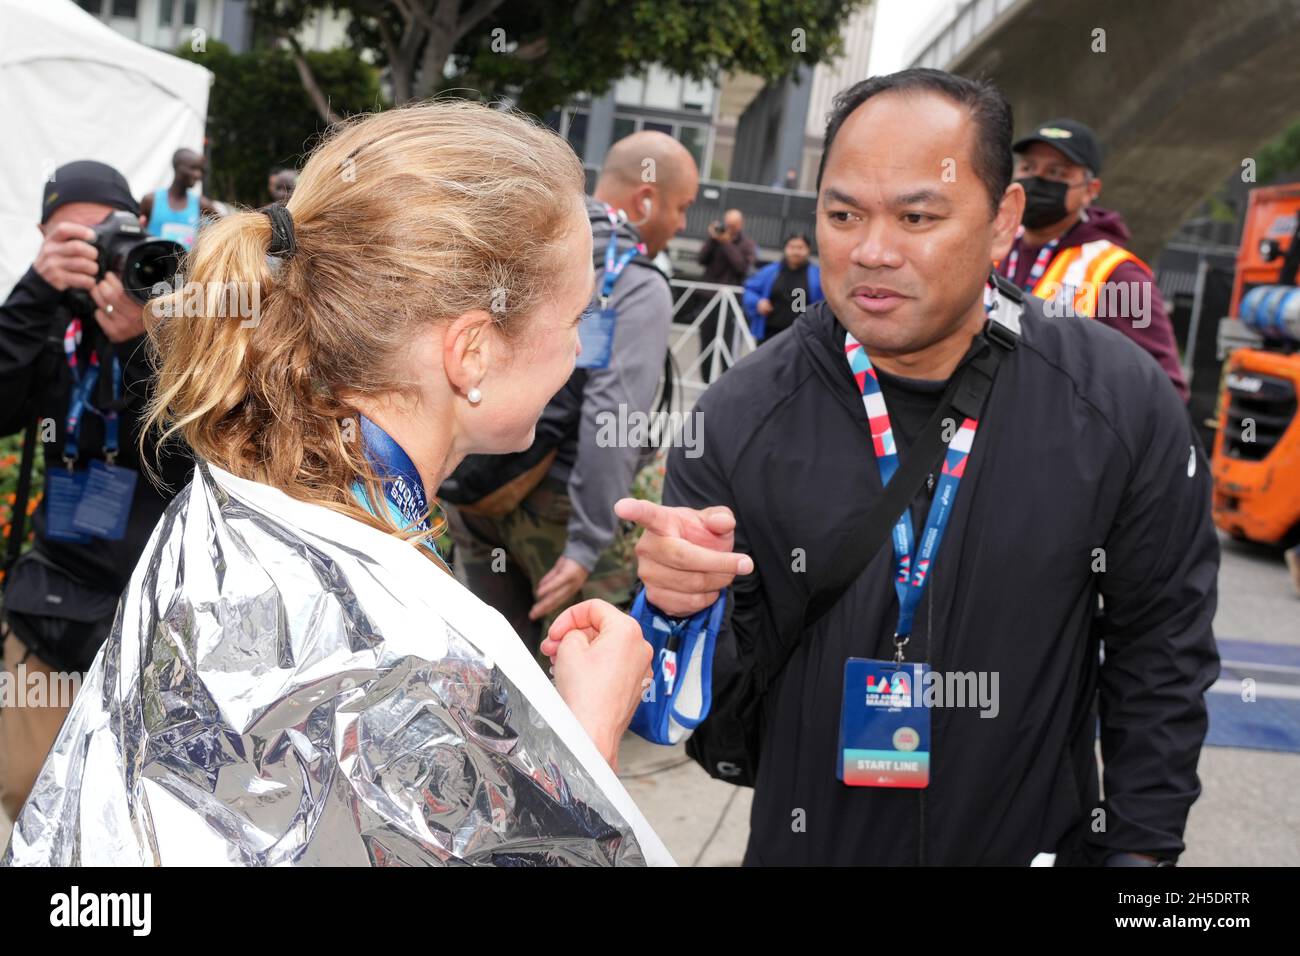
[{"x1": 3, "y1": 463, "x2": 673, "y2": 866}]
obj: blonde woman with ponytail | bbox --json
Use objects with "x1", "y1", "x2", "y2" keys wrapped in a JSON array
[{"x1": 5, "y1": 102, "x2": 672, "y2": 866}]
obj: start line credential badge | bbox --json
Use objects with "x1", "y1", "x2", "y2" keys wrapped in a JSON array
[{"x1": 837, "y1": 659, "x2": 931, "y2": 788}]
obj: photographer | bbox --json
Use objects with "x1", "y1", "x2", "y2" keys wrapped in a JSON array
[
  {"x1": 0, "y1": 161, "x2": 192, "y2": 819},
  {"x1": 696, "y1": 209, "x2": 756, "y2": 382}
]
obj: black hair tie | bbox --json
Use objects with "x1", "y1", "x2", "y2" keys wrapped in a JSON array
[{"x1": 261, "y1": 203, "x2": 297, "y2": 259}]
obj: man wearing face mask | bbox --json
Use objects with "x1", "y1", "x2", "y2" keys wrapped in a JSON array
[{"x1": 1004, "y1": 119, "x2": 1187, "y2": 399}]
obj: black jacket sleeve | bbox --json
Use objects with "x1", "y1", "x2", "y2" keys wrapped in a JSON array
[
  {"x1": 661, "y1": 393, "x2": 778, "y2": 694},
  {"x1": 1092, "y1": 379, "x2": 1221, "y2": 861},
  {"x1": 0, "y1": 267, "x2": 64, "y2": 436}
]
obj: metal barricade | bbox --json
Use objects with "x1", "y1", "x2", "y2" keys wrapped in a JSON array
[{"x1": 667, "y1": 278, "x2": 756, "y2": 412}]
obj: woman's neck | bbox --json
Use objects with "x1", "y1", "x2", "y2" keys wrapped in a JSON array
[{"x1": 352, "y1": 402, "x2": 454, "y2": 499}]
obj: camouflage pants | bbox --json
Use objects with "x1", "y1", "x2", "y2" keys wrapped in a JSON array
[{"x1": 443, "y1": 476, "x2": 639, "y2": 662}]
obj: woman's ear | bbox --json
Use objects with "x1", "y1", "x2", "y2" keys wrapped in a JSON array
[{"x1": 443, "y1": 309, "x2": 495, "y2": 397}]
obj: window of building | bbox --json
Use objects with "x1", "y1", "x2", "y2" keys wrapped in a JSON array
[
  {"x1": 111, "y1": 0, "x2": 138, "y2": 16},
  {"x1": 159, "y1": 0, "x2": 173, "y2": 26},
  {"x1": 76, "y1": 0, "x2": 104, "y2": 14},
  {"x1": 678, "y1": 125, "x2": 707, "y2": 170},
  {"x1": 615, "y1": 67, "x2": 715, "y2": 114},
  {"x1": 565, "y1": 110, "x2": 589, "y2": 158},
  {"x1": 183, "y1": 0, "x2": 198, "y2": 25},
  {"x1": 642, "y1": 65, "x2": 681, "y2": 111},
  {"x1": 612, "y1": 116, "x2": 636, "y2": 142},
  {"x1": 681, "y1": 76, "x2": 713, "y2": 113},
  {"x1": 606, "y1": 115, "x2": 710, "y2": 173}
]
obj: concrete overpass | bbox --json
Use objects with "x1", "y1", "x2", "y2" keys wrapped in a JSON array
[{"x1": 910, "y1": 0, "x2": 1300, "y2": 260}]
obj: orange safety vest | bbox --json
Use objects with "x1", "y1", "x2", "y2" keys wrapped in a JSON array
[{"x1": 1029, "y1": 239, "x2": 1152, "y2": 318}]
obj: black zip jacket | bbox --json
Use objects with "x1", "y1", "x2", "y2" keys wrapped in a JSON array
[
  {"x1": 663, "y1": 291, "x2": 1220, "y2": 865},
  {"x1": 0, "y1": 267, "x2": 192, "y2": 600}
]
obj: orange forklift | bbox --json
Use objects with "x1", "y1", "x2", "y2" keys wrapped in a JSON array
[{"x1": 1211, "y1": 183, "x2": 1300, "y2": 555}]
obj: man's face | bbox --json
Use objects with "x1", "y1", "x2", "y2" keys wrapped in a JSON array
[
  {"x1": 1013, "y1": 142, "x2": 1098, "y2": 218},
  {"x1": 40, "y1": 201, "x2": 118, "y2": 236},
  {"x1": 816, "y1": 91, "x2": 1020, "y2": 356},
  {"x1": 269, "y1": 172, "x2": 297, "y2": 204},
  {"x1": 176, "y1": 155, "x2": 206, "y2": 189},
  {"x1": 639, "y1": 167, "x2": 699, "y2": 257}
]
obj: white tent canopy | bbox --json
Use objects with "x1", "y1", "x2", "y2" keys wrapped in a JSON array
[{"x1": 0, "y1": 0, "x2": 212, "y2": 298}]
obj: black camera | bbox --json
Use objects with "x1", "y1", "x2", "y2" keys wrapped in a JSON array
[{"x1": 69, "y1": 210, "x2": 185, "y2": 309}]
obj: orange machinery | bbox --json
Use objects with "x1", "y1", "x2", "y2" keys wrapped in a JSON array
[{"x1": 1211, "y1": 183, "x2": 1300, "y2": 546}]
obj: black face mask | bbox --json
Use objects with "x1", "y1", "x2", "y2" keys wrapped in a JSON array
[{"x1": 1018, "y1": 175, "x2": 1070, "y2": 230}]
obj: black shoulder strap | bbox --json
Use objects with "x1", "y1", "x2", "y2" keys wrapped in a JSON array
[{"x1": 750, "y1": 298, "x2": 1020, "y2": 695}]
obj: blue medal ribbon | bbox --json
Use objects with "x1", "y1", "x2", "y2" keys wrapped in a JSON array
[{"x1": 356, "y1": 415, "x2": 448, "y2": 566}]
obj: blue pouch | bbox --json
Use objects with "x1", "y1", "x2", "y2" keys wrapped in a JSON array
[{"x1": 628, "y1": 588, "x2": 726, "y2": 745}]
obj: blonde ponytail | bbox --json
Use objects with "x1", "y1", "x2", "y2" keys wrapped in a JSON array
[{"x1": 143, "y1": 100, "x2": 586, "y2": 553}]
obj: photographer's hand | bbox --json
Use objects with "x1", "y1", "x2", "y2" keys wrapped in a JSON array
[
  {"x1": 33, "y1": 222, "x2": 98, "y2": 292},
  {"x1": 89, "y1": 272, "x2": 145, "y2": 343}
]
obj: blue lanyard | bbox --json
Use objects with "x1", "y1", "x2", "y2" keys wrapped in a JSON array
[
  {"x1": 357, "y1": 414, "x2": 448, "y2": 565},
  {"x1": 844, "y1": 336, "x2": 980, "y2": 659},
  {"x1": 599, "y1": 205, "x2": 645, "y2": 306},
  {"x1": 62, "y1": 319, "x2": 121, "y2": 465}
]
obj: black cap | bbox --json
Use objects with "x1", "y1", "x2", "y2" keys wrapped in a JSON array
[
  {"x1": 1012, "y1": 119, "x2": 1103, "y2": 175},
  {"x1": 41, "y1": 160, "x2": 140, "y2": 224}
]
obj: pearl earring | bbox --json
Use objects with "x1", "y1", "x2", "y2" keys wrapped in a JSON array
[{"x1": 467, "y1": 387, "x2": 482, "y2": 405}]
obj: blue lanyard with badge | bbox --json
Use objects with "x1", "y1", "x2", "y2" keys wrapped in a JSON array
[
  {"x1": 834, "y1": 330, "x2": 986, "y2": 789},
  {"x1": 575, "y1": 205, "x2": 645, "y2": 370},
  {"x1": 44, "y1": 318, "x2": 138, "y2": 543}
]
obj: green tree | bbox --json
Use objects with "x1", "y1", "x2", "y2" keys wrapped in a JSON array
[
  {"x1": 178, "y1": 40, "x2": 382, "y2": 205},
  {"x1": 1256, "y1": 116, "x2": 1300, "y2": 186},
  {"x1": 249, "y1": 0, "x2": 866, "y2": 116}
]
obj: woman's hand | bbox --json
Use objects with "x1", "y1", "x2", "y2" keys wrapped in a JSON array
[
  {"x1": 541, "y1": 599, "x2": 652, "y2": 772},
  {"x1": 757, "y1": 298, "x2": 774, "y2": 316}
]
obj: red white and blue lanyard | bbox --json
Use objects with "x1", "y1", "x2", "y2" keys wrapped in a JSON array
[
  {"x1": 600, "y1": 205, "x2": 646, "y2": 307},
  {"x1": 1000, "y1": 227, "x2": 1059, "y2": 291},
  {"x1": 63, "y1": 317, "x2": 121, "y2": 465},
  {"x1": 844, "y1": 333, "x2": 978, "y2": 659}
]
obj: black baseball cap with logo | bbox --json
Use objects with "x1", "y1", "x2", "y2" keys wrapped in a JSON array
[
  {"x1": 1013, "y1": 119, "x2": 1103, "y2": 175},
  {"x1": 41, "y1": 160, "x2": 140, "y2": 224}
]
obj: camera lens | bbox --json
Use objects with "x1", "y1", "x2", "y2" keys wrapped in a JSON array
[{"x1": 121, "y1": 239, "x2": 184, "y2": 303}]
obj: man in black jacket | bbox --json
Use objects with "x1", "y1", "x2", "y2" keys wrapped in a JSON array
[
  {"x1": 0, "y1": 161, "x2": 193, "y2": 819},
  {"x1": 615, "y1": 70, "x2": 1219, "y2": 865}
]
